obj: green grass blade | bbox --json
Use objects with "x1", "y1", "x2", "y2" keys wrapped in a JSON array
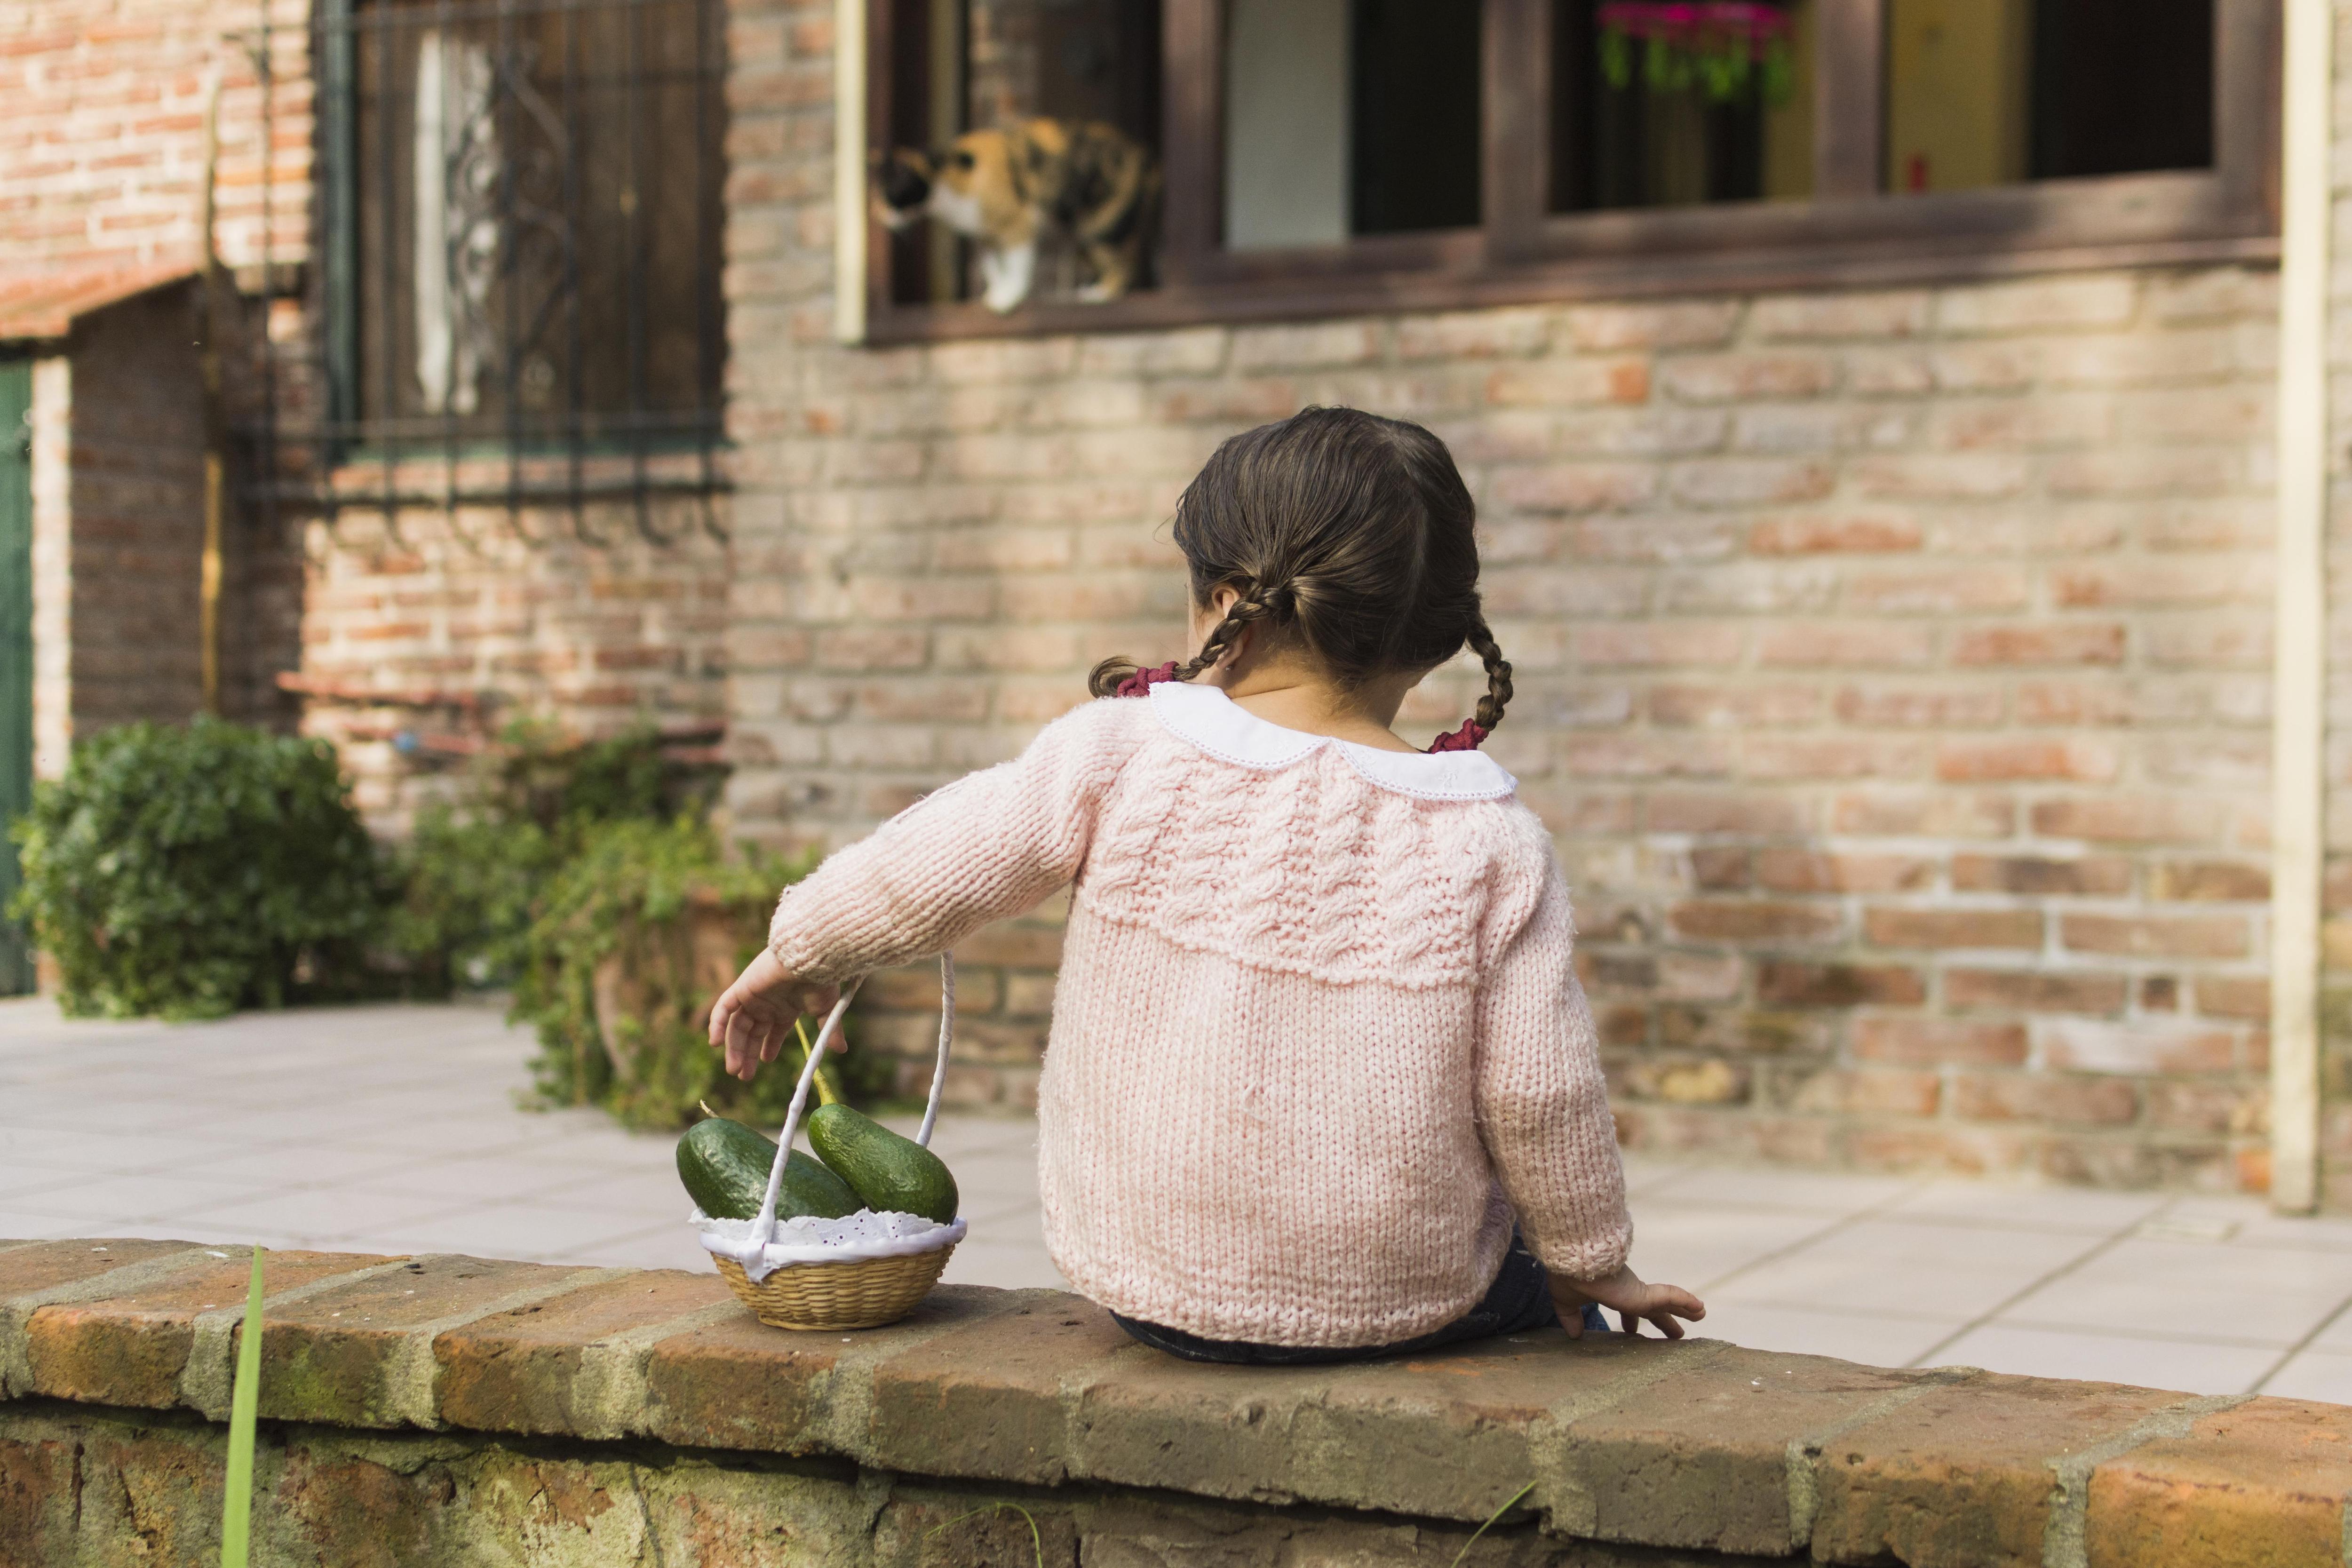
[
  {"x1": 1448, "y1": 1480, "x2": 1534, "y2": 1568},
  {"x1": 220, "y1": 1245, "x2": 265, "y2": 1568}
]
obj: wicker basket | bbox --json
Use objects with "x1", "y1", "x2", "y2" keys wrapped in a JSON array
[
  {"x1": 713, "y1": 1245, "x2": 955, "y2": 1329},
  {"x1": 697, "y1": 958, "x2": 963, "y2": 1332}
]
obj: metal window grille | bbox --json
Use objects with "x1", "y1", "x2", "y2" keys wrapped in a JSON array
[{"x1": 257, "y1": 0, "x2": 728, "y2": 543}]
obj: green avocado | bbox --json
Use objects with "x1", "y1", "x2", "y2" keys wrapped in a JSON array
[
  {"x1": 806, "y1": 1104, "x2": 961, "y2": 1224},
  {"x1": 676, "y1": 1115, "x2": 861, "y2": 1222}
]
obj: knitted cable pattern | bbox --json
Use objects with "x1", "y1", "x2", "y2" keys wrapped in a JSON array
[{"x1": 767, "y1": 692, "x2": 1631, "y2": 1346}]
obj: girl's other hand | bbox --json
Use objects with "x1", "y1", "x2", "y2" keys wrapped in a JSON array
[
  {"x1": 707, "y1": 949, "x2": 842, "y2": 1082},
  {"x1": 1549, "y1": 1264, "x2": 1706, "y2": 1340}
]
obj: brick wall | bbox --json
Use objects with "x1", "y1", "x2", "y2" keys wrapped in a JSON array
[
  {"x1": 52, "y1": 284, "x2": 209, "y2": 734},
  {"x1": 5, "y1": 0, "x2": 2310, "y2": 1196},
  {"x1": 24, "y1": 279, "x2": 300, "y2": 773},
  {"x1": 9, "y1": 1239, "x2": 2352, "y2": 1565},
  {"x1": 722, "y1": 0, "x2": 2280, "y2": 1185},
  {"x1": 2320, "y1": 1, "x2": 2352, "y2": 1211},
  {"x1": 0, "y1": 0, "x2": 307, "y2": 284},
  {"x1": 7, "y1": 0, "x2": 315, "y2": 763},
  {"x1": 6, "y1": 0, "x2": 724, "y2": 814},
  {"x1": 296, "y1": 499, "x2": 734, "y2": 826}
]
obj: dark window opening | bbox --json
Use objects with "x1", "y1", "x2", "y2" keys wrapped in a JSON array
[
  {"x1": 343, "y1": 0, "x2": 724, "y2": 449},
  {"x1": 2030, "y1": 0, "x2": 2214, "y2": 180},
  {"x1": 1884, "y1": 0, "x2": 2214, "y2": 195},
  {"x1": 1551, "y1": 0, "x2": 1812, "y2": 213},
  {"x1": 1350, "y1": 0, "x2": 1482, "y2": 235}
]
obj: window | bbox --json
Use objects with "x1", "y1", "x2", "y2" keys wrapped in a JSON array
[
  {"x1": 880, "y1": 0, "x2": 1163, "y2": 308},
  {"x1": 300, "y1": 0, "x2": 726, "y2": 516},
  {"x1": 856, "y1": 0, "x2": 2277, "y2": 341},
  {"x1": 1222, "y1": 0, "x2": 1481, "y2": 249}
]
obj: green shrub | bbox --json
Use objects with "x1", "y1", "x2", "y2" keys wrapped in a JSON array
[
  {"x1": 386, "y1": 719, "x2": 716, "y2": 992},
  {"x1": 8, "y1": 718, "x2": 382, "y2": 1019},
  {"x1": 512, "y1": 816, "x2": 895, "y2": 1129}
]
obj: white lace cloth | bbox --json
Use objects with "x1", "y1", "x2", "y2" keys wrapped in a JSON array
[{"x1": 695, "y1": 1207, "x2": 966, "y2": 1282}]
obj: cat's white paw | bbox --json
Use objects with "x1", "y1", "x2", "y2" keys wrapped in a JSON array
[
  {"x1": 1076, "y1": 281, "x2": 1119, "y2": 303},
  {"x1": 983, "y1": 286, "x2": 1027, "y2": 315}
]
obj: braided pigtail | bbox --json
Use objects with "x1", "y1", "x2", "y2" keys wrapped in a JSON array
[
  {"x1": 1088, "y1": 586, "x2": 1281, "y2": 699},
  {"x1": 1466, "y1": 614, "x2": 1513, "y2": 732},
  {"x1": 1088, "y1": 656, "x2": 1139, "y2": 699},
  {"x1": 1174, "y1": 590, "x2": 1276, "y2": 680}
]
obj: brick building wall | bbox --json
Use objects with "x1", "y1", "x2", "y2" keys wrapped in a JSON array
[
  {"x1": 721, "y1": 0, "x2": 2283, "y2": 1190},
  {"x1": 0, "y1": 0, "x2": 305, "y2": 285},
  {"x1": 296, "y1": 498, "x2": 733, "y2": 826},
  {"x1": 5, "y1": 0, "x2": 730, "y2": 805},
  {"x1": 2, "y1": 0, "x2": 2324, "y2": 1197},
  {"x1": 2321, "y1": 0, "x2": 2352, "y2": 1210},
  {"x1": 5, "y1": 0, "x2": 312, "y2": 759},
  {"x1": 48, "y1": 285, "x2": 209, "y2": 738}
]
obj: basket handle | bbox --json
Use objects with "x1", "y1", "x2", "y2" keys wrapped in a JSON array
[{"x1": 750, "y1": 954, "x2": 955, "y2": 1249}]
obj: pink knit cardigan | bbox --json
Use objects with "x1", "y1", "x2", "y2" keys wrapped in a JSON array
[{"x1": 768, "y1": 681, "x2": 1632, "y2": 1347}]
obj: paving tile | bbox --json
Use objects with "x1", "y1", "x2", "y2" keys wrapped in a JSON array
[
  {"x1": 0, "y1": 1206, "x2": 98, "y2": 1242},
  {"x1": 1642, "y1": 1165, "x2": 1923, "y2": 1216},
  {"x1": 2256, "y1": 1348, "x2": 2352, "y2": 1402},
  {"x1": 330, "y1": 1115, "x2": 600, "y2": 1159},
  {"x1": 1708, "y1": 1218, "x2": 2098, "y2": 1318},
  {"x1": 2304, "y1": 1301, "x2": 2352, "y2": 1351},
  {"x1": 341, "y1": 1154, "x2": 623, "y2": 1206},
  {"x1": 959, "y1": 1194, "x2": 1046, "y2": 1227},
  {"x1": 160, "y1": 1141, "x2": 420, "y2": 1187},
  {"x1": 939, "y1": 1235, "x2": 1068, "y2": 1290},
  {"x1": 0, "y1": 1127, "x2": 159, "y2": 1164},
  {"x1": 1882, "y1": 1181, "x2": 2171, "y2": 1235},
  {"x1": 544, "y1": 1223, "x2": 713, "y2": 1273},
  {"x1": 0, "y1": 1159, "x2": 80, "y2": 1202},
  {"x1": 1923, "y1": 1322, "x2": 2279, "y2": 1395},
  {"x1": 339, "y1": 1202, "x2": 680, "y2": 1263},
  {"x1": 19, "y1": 1171, "x2": 269, "y2": 1223},
  {"x1": 2162, "y1": 1196, "x2": 2352, "y2": 1253},
  {"x1": 1624, "y1": 1205, "x2": 1841, "y2": 1290},
  {"x1": 1686, "y1": 1303, "x2": 1963, "y2": 1368},
  {"x1": 1618, "y1": 1154, "x2": 1693, "y2": 1196},
  {"x1": 1998, "y1": 1237, "x2": 2352, "y2": 1346},
  {"x1": 521, "y1": 1163, "x2": 699, "y2": 1213},
  {"x1": 168, "y1": 1185, "x2": 464, "y2": 1242},
  {"x1": 0, "y1": 1097, "x2": 209, "y2": 1135}
]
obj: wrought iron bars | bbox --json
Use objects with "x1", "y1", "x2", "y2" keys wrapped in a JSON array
[{"x1": 250, "y1": 0, "x2": 728, "y2": 546}]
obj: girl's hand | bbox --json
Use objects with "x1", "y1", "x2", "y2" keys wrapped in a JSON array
[
  {"x1": 707, "y1": 949, "x2": 842, "y2": 1082},
  {"x1": 1549, "y1": 1264, "x2": 1706, "y2": 1340}
]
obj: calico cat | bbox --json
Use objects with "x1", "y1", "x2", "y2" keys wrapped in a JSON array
[{"x1": 873, "y1": 118, "x2": 1159, "y2": 313}]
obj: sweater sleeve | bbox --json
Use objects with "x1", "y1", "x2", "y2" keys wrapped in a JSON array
[
  {"x1": 1471, "y1": 860, "x2": 1633, "y2": 1281},
  {"x1": 766, "y1": 701, "x2": 1138, "y2": 984}
]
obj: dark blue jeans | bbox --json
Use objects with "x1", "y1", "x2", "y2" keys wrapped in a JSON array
[{"x1": 1111, "y1": 1231, "x2": 1606, "y2": 1365}]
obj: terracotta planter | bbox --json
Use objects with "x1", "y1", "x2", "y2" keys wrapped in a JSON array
[{"x1": 589, "y1": 888, "x2": 763, "y2": 1083}]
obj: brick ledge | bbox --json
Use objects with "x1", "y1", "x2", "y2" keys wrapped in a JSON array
[{"x1": 3, "y1": 1237, "x2": 2348, "y2": 1566}]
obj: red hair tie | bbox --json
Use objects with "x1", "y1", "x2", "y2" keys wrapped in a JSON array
[
  {"x1": 1427, "y1": 720, "x2": 1488, "y2": 753},
  {"x1": 1113, "y1": 661, "x2": 1179, "y2": 698}
]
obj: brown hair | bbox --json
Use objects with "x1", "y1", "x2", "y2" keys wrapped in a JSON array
[{"x1": 1089, "y1": 406, "x2": 1511, "y2": 735}]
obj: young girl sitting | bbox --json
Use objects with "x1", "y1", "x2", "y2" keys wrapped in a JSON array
[{"x1": 708, "y1": 406, "x2": 1703, "y2": 1361}]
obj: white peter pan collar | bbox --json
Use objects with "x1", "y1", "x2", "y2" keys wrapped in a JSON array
[{"x1": 1148, "y1": 679, "x2": 1517, "y2": 802}]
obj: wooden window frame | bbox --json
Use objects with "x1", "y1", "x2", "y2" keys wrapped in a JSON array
[{"x1": 859, "y1": 0, "x2": 2280, "y2": 345}]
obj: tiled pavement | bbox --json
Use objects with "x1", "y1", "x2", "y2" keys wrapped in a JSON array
[{"x1": 5, "y1": 995, "x2": 2350, "y2": 1402}]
